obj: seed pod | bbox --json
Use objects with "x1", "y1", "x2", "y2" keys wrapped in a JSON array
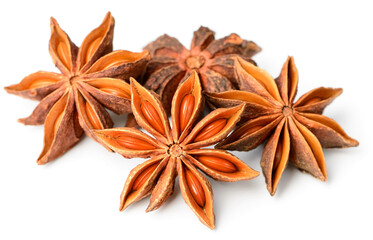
[
  {"x1": 29, "y1": 79, "x2": 58, "y2": 89},
  {"x1": 57, "y1": 42, "x2": 71, "y2": 70},
  {"x1": 237, "y1": 125, "x2": 263, "y2": 139},
  {"x1": 141, "y1": 100, "x2": 165, "y2": 134},
  {"x1": 85, "y1": 37, "x2": 103, "y2": 64},
  {"x1": 179, "y1": 94, "x2": 195, "y2": 132},
  {"x1": 196, "y1": 155, "x2": 236, "y2": 173},
  {"x1": 102, "y1": 59, "x2": 129, "y2": 70},
  {"x1": 132, "y1": 164, "x2": 158, "y2": 191},
  {"x1": 194, "y1": 118, "x2": 227, "y2": 142},
  {"x1": 185, "y1": 168, "x2": 205, "y2": 207},
  {"x1": 99, "y1": 87, "x2": 130, "y2": 99},
  {"x1": 303, "y1": 97, "x2": 322, "y2": 106},
  {"x1": 273, "y1": 140, "x2": 283, "y2": 170},
  {"x1": 85, "y1": 102, "x2": 102, "y2": 129},
  {"x1": 53, "y1": 112, "x2": 64, "y2": 135},
  {"x1": 116, "y1": 136, "x2": 156, "y2": 150}
]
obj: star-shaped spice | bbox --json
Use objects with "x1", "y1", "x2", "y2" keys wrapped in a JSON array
[
  {"x1": 93, "y1": 72, "x2": 259, "y2": 229},
  {"x1": 205, "y1": 57, "x2": 359, "y2": 195},
  {"x1": 142, "y1": 26, "x2": 261, "y2": 113},
  {"x1": 4, "y1": 12, "x2": 149, "y2": 164}
]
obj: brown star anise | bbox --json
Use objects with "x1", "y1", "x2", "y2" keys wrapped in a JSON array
[
  {"x1": 93, "y1": 72, "x2": 259, "y2": 229},
  {"x1": 142, "y1": 26, "x2": 261, "y2": 113},
  {"x1": 205, "y1": 57, "x2": 359, "y2": 195},
  {"x1": 4, "y1": 12, "x2": 149, "y2": 164}
]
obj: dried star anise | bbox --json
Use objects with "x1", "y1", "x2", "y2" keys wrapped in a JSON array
[
  {"x1": 93, "y1": 72, "x2": 259, "y2": 229},
  {"x1": 206, "y1": 56, "x2": 359, "y2": 195},
  {"x1": 142, "y1": 26, "x2": 261, "y2": 113},
  {"x1": 4, "y1": 12, "x2": 149, "y2": 164}
]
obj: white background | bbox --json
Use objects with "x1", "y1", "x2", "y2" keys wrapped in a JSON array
[{"x1": 0, "y1": 0, "x2": 372, "y2": 239}]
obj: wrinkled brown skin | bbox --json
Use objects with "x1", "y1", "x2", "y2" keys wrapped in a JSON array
[
  {"x1": 4, "y1": 12, "x2": 150, "y2": 164},
  {"x1": 93, "y1": 72, "x2": 259, "y2": 229},
  {"x1": 142, "y1": 26, "x2": 261, "y2": 115},
  {"x1": 211, "y1": 56, "x2": 359, "y2": 196}
]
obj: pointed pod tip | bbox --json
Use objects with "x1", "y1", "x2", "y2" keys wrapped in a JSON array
[
  {"x1": 103, "y1": 11, "x2": 114, "y2": 22},
  {"x1": 251, "y1": 169, "x2": 261, "y2": 178},
  {"x1": 321, "y1": 175, "x2": 327, "y2": 182},
  {"x1": 190, "y1": 70, "x2": 201, "y2": 88},
  {"x1": 36, "y1": 158, "x2": 46, "y2": 166},
  {"x1": 230, "y1": 103, "x2": 246, "y2": 116},
  {"x1": 267, "y1": 185, "x2": 276, "y2": 196},
  {"x1": 192, "y1": 70, "x2": 199, "y2": 78},
  {"x1": 17, "y1": 118, "x2": 26, "y2": 125},
  {"x1": 119, "y1": 201, "x2": 126, "y2": 212},
  {"x1": 129, "y1": 77, "x2": 139, "y2": 85},
  {"x1": 145, "y1": 206, "x2": 154, "y2": 213},
  {"x1": 336, "y1": 88, "x2": 343, "y2": 94},
  {"x1": 50, "y1": 17, "x2": 58, "y2": 28},
  {"x1": 206, "y1": 221, "x2": 215, "y2": 230}
]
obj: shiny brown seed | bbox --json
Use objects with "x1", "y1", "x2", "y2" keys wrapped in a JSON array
[
  {"x1": 29, "y1": 79, "x2": 58, "y2": 89},
  {"x1": 194, "y1": 119, "x2": 227, "y2": 142},
  {"x1": 179, "y1": 94, "x2": 195, "y2": 132},
  {"x1": 132, "y1": 163, "x2": 158, "y2": 191},
  {"x1": 185, "y1": 168, "x2": 205, "y2": 207},
  {"x1": 99, "y1": 87, "x2": 130, "y2": 99},
  {"x1": 85, "y1": 102, "x2": 102, "y2": 129},
  {"x1": 85, "y1": 37, "x2": 102, "y2": 64},
  {"x1": 140, "y1": 101, "x2": 165, "y2": 134},
  {"x1": 303, "y1": 97, "x2": 322, "y2": 106},
  {"x1": 196, "y1": 155, "x2": 237, "y2": 173},
  {"x1": 57, "y1": 42, "x2": 71, "y2": 70},
  {"x1": 116, "y1": 136, "x2": 156, "y2": 150}
]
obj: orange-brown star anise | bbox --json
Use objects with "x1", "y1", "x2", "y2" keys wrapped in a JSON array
[
  {"x1": 142, "y1": 26, "x2": 261, "y2": 113},
  {"x1": 4, "y1": 12, "x2": 149, "y2": 164},
  {"x1": 93, "y1": 72, "x2": 259, "y2": 229},
  {"x1": 206, "y1": 57, "x2": 359, "y2": 195}
]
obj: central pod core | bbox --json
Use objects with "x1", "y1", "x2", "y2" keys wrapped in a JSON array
[
  {"x1": 169, "y1": 144, "x2": 184, "y2": 158},
  {"x1": 282, "y1": 106, "x2": 293, "y2": 117},
  {"x1": 185, "y1": 55, "x2": 205, "y2": 69},
  {"x1": 69, "y1": 75, "x2": 80, "y2": 84}
]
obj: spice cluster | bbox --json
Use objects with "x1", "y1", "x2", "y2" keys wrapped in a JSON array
[{"x1": 4, "y1": 12, "x2": 358, "y2": 229}]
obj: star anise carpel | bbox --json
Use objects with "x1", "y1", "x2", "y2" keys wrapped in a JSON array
[
  {"x1": 205, "y1": 56, "x2": 359, "y2": 195},
  {"x1": 4, "y1": 12, "x2": 150, "y2": 164},
  {"x1": 93, "y1": 71, "x2": 259, "y2": 229},
  {"x1": 142, "y1": 26, "x2": 261, "y2": 114}
]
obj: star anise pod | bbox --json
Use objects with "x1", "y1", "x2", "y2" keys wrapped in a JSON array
[
  {"x1": 142, "y1": 26, "x2": 261, "y2": 113},
  {"x1": 205, "y1": 57, "x2": 359, "y2": 195},
  {"x1": 4, "y1": 12, "x2": 149, "y2": 164},
  {"x1": 93, "y1": 72, "x2": 259, "y2": 229}
]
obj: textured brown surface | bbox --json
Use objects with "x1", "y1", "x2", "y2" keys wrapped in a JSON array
[
  {"x1": 93, "y1": 72, "x2": 259, "y2": 229},
  {"x1": 210, "y1": 56, "x2": 359, "y2": 195},
  {"x1": 4, "y1": 12, "x2": 149, "y2": 164},
  {"x1": 142, "y1": 26, "x2": 261, "y2": 114}
]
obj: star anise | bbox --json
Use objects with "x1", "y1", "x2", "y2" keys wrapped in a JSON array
[
  {"x1": 4, "y1": 12, "x2": 149, "y2": 164},
  {"x1": 93, "y1": 72, "x2": 259, "y2": 229},
  {"x1": 142, "y1": 26, "x2": 261, "y2": 113},
  {"x1": 205, "y1": 57, "x2": 359, "y2": 195}
]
